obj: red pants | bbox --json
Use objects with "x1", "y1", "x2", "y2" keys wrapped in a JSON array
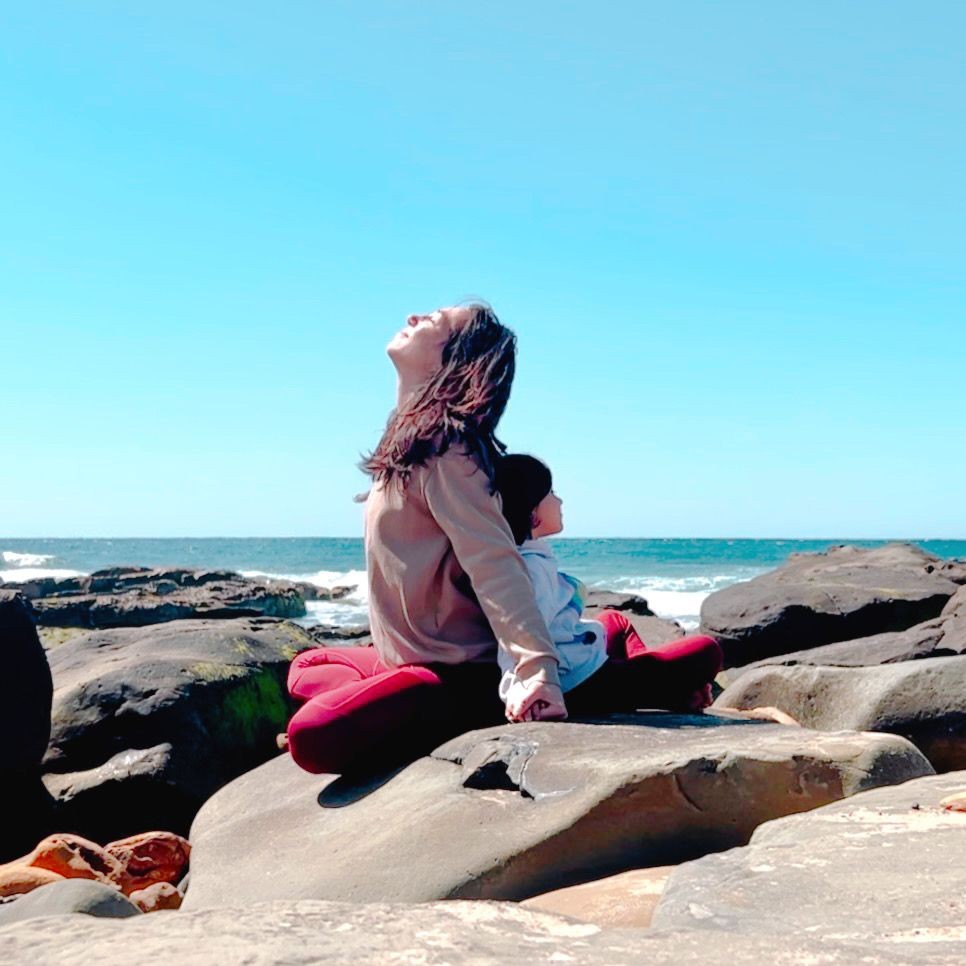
[
  {"x1": 566, "y1": 610, "x2": 723, "y2": 714},
  {"x1": 285, "y1": 612, "x2": 722, "y2": 775},
  {"x1": 286, "y1": 647, "x2": 503, "y2": 774}
]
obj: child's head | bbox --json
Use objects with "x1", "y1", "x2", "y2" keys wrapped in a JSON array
[{"x1": 494, "y1": 454, "x2": 564, "y2": 544}]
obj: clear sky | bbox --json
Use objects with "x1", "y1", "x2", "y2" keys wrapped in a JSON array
[{"x1": 3, "y1": 2, "x2": 964, "y2": 538}]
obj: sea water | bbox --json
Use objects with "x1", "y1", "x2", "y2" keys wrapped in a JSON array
[{"x1": 3, "y1": 537, "x2": 964, "y2": 631}]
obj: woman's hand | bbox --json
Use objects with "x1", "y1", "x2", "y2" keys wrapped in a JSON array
[{"x1": 505, "y1": 681, "x2": 568, "y2": 723}]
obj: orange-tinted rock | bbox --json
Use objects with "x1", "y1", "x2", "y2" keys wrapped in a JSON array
[
  {"x1": 23, "y1": 834, "x2": 123, "y2": 885},
  {"x1": 105, "y1": 832, "x2": 190, "y2": 894},
  {"x1": 0, "y1": 865, "x2": 64, "y2": 899},
  {"x1": 521, "y1": 866, "x2": 675, "y2": 928},
  {"x1": 130, "y1": 881, "x2": 183, "y2": 912}
]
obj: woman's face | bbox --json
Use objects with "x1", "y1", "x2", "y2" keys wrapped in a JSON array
[{"x1": 387, "y1": 306, "x2": 473, "y2": 380}]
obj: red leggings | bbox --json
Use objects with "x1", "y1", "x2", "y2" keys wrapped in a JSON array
[
  {"x1": 285, "y1": 611, "x2": 722, "y2": 774},
  {"x1": 286, "y1": 647, "x2": 503, "y2": 774}
]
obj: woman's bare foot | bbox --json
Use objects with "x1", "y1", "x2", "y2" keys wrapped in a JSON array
[{"x1": 276, "y1": 733, "x2": 289, "y2": 752}]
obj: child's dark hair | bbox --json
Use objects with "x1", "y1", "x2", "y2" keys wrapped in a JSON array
[{"x1": 494, "y1": 454, "x2": 553, "y2": 545}]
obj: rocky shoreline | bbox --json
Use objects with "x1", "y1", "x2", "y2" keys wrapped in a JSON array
[{"x1": 1, "y1": 543, "x2": 965, "y2": 963}]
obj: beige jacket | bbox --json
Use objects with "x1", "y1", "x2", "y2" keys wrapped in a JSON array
[{"x1": 364, "y1": 449, "x2": 561, "y2": 692}]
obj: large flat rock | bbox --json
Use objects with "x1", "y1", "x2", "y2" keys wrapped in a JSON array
[
  {"x1": 652, "y1": 770, "x2": 966, "y2": 960},
  {"x1": 184, "y1": 713, "x2": 931, "y2": 908},
  {"x1": 700, "y1": 543, "x2": 966, "y2": 667},
  {"x1": 715, "y1": 655, "x2": 966, "y2": 771},
  {"x1": 6, "y1": 567, "x2": 307, "y2": 628},
  {"x1": 0, "y1": 899, "x2": 958, "y2": 964},
  {"x1": 42, "y1": 618, "x2": 314, "y2": 840}
]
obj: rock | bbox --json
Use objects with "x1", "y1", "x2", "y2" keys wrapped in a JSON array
[
  {"x1": 0, "y1": 899, "x2": 955, "y2": 964},
  {"x1": 651, "y1": 770, "x2": 966, "y2": 961},
  {"x1": 0, "y1": 866, "x2": 63, "y2": 900},
  {"x1": 585, "y1": 591, "x2": 656, "y2": 616},
  {"x1": 0, "y1": 879, "x2": 141, "y2": 928},
  {"x1": 14, "y1": 833, "x2": 124, "y2": 885},
  {"x1": 269, "y1": 580, "x2": 351, "y2": 602},
  {"x1": 104, "y1": 832, "x2": 190, "y2": 895},
  {"x1": 721, "y1": 585, "x2": 966, "y2": 679},
  {"x1": 714, "y1": 655, "x2": 966, "y2": 771},
  {"x1": 700, "y1": 543, "x2": 966, "y2": 667},
  {"x1": 4, "y1": 567, "x2": 306, "y2": 629},
  {"x1": 0, "y1": 592, "x2": 55, "y2": 862},
  {"x1": 306, "y1": 624, "x2": 374, "y2": 647},
  {"x1": 521, "y1": 866, "x2": 675, "y2": 928},
  {"x1": 42, "y1": 618, "x2": 314, "y2": 840},
  {"x1": 184, "y1": 714, "x2": 931, "y2": 908},
  {"x1": 130, "y1": 881, "x2": 182, "y2": 912},
  {"x1": 0, "y1": 830, "x2": 191, "y2": 900}
]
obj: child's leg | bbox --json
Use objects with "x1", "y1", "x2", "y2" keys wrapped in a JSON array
[
  {"x1": 595, "y1": 609, "x2": 649, "y2": 660},
  {"x1": 566, "y1": 634, "x2": 722, "y2": 714},
  {"x1": 287, "y1": 646, "x2": 387, "y2": 702},
  {"x1": 627, "y1": 635, "x2": 723, "y2": 710}
]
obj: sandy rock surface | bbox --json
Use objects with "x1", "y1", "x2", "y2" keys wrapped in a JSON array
[
  {"x1": 1, "y1": 898, "x2": 957, "y2": 964},
  {"x1": 652, "y1": 770, "x2": 966, "y2": 959}
]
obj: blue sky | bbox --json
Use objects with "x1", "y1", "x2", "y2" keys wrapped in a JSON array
[{"x1": 3, "y1": 2, "x2": 964, "y2": 538}]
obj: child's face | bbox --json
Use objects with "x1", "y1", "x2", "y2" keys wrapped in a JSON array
[{"x1": 531, "y1": 491, "x2": 564, "y2": 539}]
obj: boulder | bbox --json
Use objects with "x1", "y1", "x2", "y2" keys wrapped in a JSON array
[
  {"x1": 521, "y1": 865, "x2": 675, "y2": 928},
  {"x1": 4, "y1": 567, "x2": 306, "y2": 629},
  {"x1": 700, "y1": 543, "x2": 966, "y2": 667},
  {"x1": 714, "y1": 655, "x2": 966, "y2": 771},
  {"x1": 584, "y1": 590, "x2": 656, "y2": 616},
  {"x1": 103, "y1": 832, "x2": 190, "y2": 895},
  {"x1": 42, "y1": 618, "x2": 314, "y2": 840},
  {"x1": 721, "y1": 585, "x2": 966, "y2": 679},
  {"x1": 0, "y1": 830, "x2": 191, "y2": 900},
  {"x1": 0, "y1": 879, "x2": 141, "y2": 928},
  {"x1": 183, "y1": 714, "x2": 931, "y2": 908},
  {"x1": 651, "y1": 770, "x2": 966, "y2": 961},
  {"x1": 129, "y1": 881, "x2": 183, "y2": 912},
  {"x1": 0, "y1": 899, "x2": 956, "y2": 964},
  {"x1": 0, "y1": 592, "x2": 55, "y2": 861}
]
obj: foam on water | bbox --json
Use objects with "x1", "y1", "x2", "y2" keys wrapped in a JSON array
[
  {"x1": 0, "y1": 567, "x2": 84, "y2": 583},
  {"x1": 2, "y1": 550, "x2": 56, "y2": 567},
  {"x1": 241, "y1": 568, "x2": 370, "y2": 627}
]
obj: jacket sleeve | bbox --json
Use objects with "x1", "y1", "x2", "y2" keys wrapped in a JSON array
[{"x1": 423, "y1": 452, "x2": 561, "y2": 691}]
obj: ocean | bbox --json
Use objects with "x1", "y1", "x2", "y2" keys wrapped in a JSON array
[{"x1": 2, "y1": 537, "x2": 964, "y2": 631}]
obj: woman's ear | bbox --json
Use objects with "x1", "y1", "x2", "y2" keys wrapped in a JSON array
[{"x1": 530, "y1": 510, "x2": 540, "y2": 529}]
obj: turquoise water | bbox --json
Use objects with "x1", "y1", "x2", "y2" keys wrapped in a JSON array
[{"x1": 3, "y1": 537, "x2": 964, "y2": 630}]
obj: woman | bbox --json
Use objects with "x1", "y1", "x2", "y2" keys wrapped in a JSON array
[{"x1": 286, "y1": 304, "x2": 566, "y2": 774}]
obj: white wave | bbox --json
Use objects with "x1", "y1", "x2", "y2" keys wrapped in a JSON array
[
  {"x1": 241, "y1": 569, "x2": 369, "y2": 627},
  {"x1": 241, "y1": 568, "x2": 366, "y2": 595},
  {"x1": 0, "y1": 568, "x2": 83, "y2": 584},
  {"x1": 2, "y1": 550, "x2": 55, "y2": 567},
  {"x1": 299, "y1": 599, "x2": 370, "y2": 629}
]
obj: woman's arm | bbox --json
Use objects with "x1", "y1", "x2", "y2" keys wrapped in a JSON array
[{"x1": 422, "y1": 451, "x2": 564, "y2": 712}]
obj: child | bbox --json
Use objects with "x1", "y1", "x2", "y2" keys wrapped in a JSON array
[{"x1": 494, "y1": 454, "x2": 722, "y2": 716}]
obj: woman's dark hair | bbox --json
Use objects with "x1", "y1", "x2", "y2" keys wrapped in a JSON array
[
  {"x1": 362, "y1": 303, "x2": 517, "y2": 488},
  {"x1": 494, "y1": 454, "x2": 553, "y2": 545}
]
